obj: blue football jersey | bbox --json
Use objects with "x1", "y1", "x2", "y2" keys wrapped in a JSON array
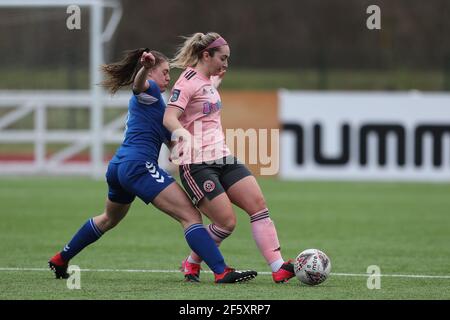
[{"x1": 110, "y1": 80, "x2": 171, "y2": 164}]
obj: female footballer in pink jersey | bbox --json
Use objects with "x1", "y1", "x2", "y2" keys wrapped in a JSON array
[
  {"x1": 48, "y1": 48, "x2": 257, "y2": 284},
  {"x1": 163, "y1": 32, "x2": 295, "y2": 283}
]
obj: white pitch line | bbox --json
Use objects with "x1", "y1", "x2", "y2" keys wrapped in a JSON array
[
  {"x1": 330, "y1": 272, "x2": 450, "y2": 279},
  {"x1": 1, "y1": 267, "x2": 450, "y2": 279}
]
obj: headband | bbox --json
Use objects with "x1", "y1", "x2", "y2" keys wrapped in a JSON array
[{"x1": 203, "y1": 37, "x2": 228, "y2": 51}]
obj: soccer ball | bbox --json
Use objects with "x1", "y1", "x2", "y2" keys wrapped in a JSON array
[{"x1": 294, "y1": 249, "x2": 331, "y2": 286}]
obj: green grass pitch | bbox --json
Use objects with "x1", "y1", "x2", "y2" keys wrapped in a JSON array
[{"x1": 0, "y1": 177, "x2": 449, "y2": 299}]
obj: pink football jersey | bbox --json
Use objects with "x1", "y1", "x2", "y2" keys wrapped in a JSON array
[{"x1": 168, "y1": 67, "x2": 230, "y2": 164}]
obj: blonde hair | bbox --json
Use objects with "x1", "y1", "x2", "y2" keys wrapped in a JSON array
[{"x1": 171, "y1": 32, "x2": 222, "y2": 69}]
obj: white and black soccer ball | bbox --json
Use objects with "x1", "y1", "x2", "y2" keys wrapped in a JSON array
[{"x1": 294, "y1": 249, "x2": 331, "y2": 286}]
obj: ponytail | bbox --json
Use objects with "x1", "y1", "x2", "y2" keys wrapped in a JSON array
[
  {"x1": 171, "y1": 32, "x2": 222, "y2": 69},
  {"x1": 101, "y1": 48, "x2": 168, "y2": 94}
]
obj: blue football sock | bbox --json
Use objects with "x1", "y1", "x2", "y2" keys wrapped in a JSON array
[
  {"x1": 184, "y1": 224, "x2": 226, "y2": 274},
  {"x1": 60, "y1": 218, "x2": 103, "y2": 262}
]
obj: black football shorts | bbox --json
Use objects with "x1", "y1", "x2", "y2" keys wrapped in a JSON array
[{"x1": 179, "y1": 155, "x2": 252, "y2": 206}]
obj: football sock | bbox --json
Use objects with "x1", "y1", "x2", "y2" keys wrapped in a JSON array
[
  {"x1": 270, "y1": 259, "x2": 285, "y2": 272},
  {"x1": 188, "y1": 224, "x2": 232, "y2": 264},
  {"x1": 184, "y1": 223, "x2": 226, "y2": 274},
  {"x1": 250, "y1": 208, "x2": 284, "y2": 267},
  {"x1": 187, "y1": 255, "x2": 201, "y2": 264},
  {"x1": 60, "y1": 218, "x2": 103, "y2": 262}
]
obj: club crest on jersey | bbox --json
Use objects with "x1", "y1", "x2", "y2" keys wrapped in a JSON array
[
  {"x1": 203, "y1": 180, "x2": 216, "y2": 193},
  {"x1": 170, "y1": 89, "x2": 180, "y2": 102}
]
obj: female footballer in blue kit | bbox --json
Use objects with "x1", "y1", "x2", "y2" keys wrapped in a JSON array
[{"x1": 48, "y1": 49, "x2": 257, "y2": 284}]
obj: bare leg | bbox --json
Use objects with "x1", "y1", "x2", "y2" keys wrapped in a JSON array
[
  {"x1": 226, "y1": 176, "x2": 267, "y2": 215},
  {"x1": 93, "y1": 199, "x2": 132, "y2": 233},
  {"x1": 151, "y1": 182, "x2": 202, "y2": 228},
  {"x1": 197, "y1": 193, "x2": 236, "y2": 232},
  {"x1": 153, "y1": 182, "x2": 241, "y2": 278}
]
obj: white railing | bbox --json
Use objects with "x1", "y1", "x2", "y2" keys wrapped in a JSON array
[
  {"x1": 0, "y1": 0, "x2": 124, "y2": 177},
  {"x1": 0, "y1": 90, "x2": 142, "y2": 176}
]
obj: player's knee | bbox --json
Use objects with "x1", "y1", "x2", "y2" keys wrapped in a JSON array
[
  {"x1": 251, "y1": 195, "x2": 267, "y2": 213},
  {"x1": 100, "y1": 213, "x2": 122, "y2": 231},
  {"x1": 216, "y1": 215, "x2": 236, "y2": 233},
  {"x1": 177, "y1": 209, "x2": 202, "y2": 228},
  {"x1": 180, "y1": 216, "x2": 202, "y2": 227},
  {"x1": 105, "y1": 218, "x2": 120, "y2": 230}
]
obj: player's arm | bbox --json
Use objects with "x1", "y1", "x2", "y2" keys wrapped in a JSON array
[
  {"x1": 163, "y1": 139, "x2": 176, "y2": 149},
  {"x1": 163, "y1": 107, "x2": 192, "y2": 163},
  {"x1": 132, "y1": 52, "x2": 155, "y2": 94},
  {"x1": 163, "y1": 107, "x2": 190, "y2": 140}
]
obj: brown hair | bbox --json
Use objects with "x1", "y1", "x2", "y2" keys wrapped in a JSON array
[
  {"x1": 170, "y1": 32, "x2": 222, "y2": 69},
  {"x1": 101, "y1": 48, "x2": 168, "y2": 94}
]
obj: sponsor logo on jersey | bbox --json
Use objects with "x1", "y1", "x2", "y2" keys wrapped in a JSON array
[{"x1": 202, "y1": 100, "x2": 222, "y2": 114}]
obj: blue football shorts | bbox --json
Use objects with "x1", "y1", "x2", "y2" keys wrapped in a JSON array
[{"x1": 106, "y1": 160, "x2": 175, "y2": 205}]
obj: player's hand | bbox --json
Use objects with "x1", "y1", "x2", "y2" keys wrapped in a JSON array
[
  {"x1": 211, "y1": 67, "x2": 227, "y2": 89},
  {"x1": 217, "y1": 67, "x2": 227, "y2": 79},
  {"x1": 169, "y1": 128, "x2": 197, "y2": 165},
  {"x1": 141, "y1": 52, "x2": 155, "y2": 69}
]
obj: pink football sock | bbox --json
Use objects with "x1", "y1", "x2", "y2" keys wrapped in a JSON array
[
  {"x1": 250, "y1": 208, "x2": 283, "y2": 265},
  {"x1": 188, "y1": 224, "x2": 232, "y2": 264}
]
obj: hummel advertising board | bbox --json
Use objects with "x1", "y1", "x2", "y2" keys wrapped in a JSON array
[{"x1": 280, "y1": 91, "x2": 450, "y2": 181}]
